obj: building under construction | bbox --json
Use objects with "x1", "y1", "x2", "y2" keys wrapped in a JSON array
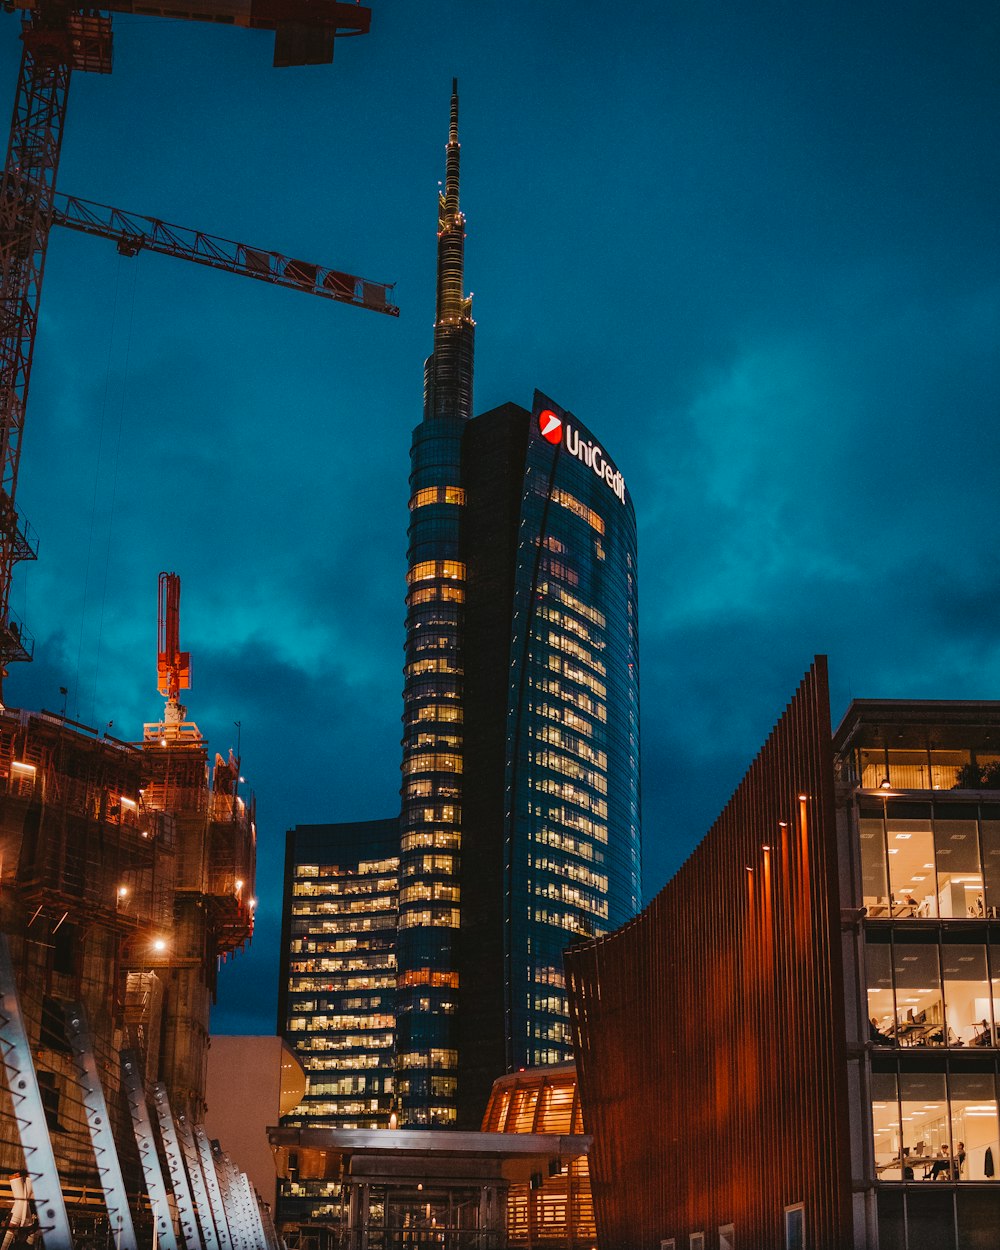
[
  {"x1": 0, "y1": 1, "x2": 388, "y2": 1242},
  {"x1": 0, "y1": 573, "x2": 259, "y2": 1245}
]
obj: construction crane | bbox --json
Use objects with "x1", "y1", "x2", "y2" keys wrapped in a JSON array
[
  {"x1": 156, "y1": 570, "x2": 189, "y2": 725},
  {"x1": 0, "y1": 0, "x2": 381, "y2": 689},
  {"x1": 52, "y1": 192, "x2": 399, "y2": 312}
]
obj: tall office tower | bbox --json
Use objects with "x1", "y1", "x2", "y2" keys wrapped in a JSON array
[
  {"x1": 396, "y1": 79, "x2": 475, "y2": 1124},
  {"x1": 276, "y1": 820, "x2": 399, "y2": 1220},
  {"x1": 396, "y1": 85, "x2": 641, "y2": 1129}
]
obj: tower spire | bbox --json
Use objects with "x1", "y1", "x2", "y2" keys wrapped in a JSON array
[{"x1": 423, "y1": 79, "x2": 475, "y2": 421}]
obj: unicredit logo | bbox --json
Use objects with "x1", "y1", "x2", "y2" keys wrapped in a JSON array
[
  {"x1": 539, "y1": 410, "x2": 563, "y2": 444},
  {"x1": 564, "y1": 422, "x2": 626, "y2": 504}
]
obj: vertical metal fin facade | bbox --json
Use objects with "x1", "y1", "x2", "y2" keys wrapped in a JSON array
[
  {"x1": 150, "y1": 1081, "x2": 201, "y2": 1250},
  {"x1": 0, "y1": 936, "x2": 73, "y2": 1250},
  {"x1": 64, "y1": 1002, "x2": 138, "y2": 1250},
  {"x1": 121, "y1": 1049, "x2": 180, "y2": 1250},
  {"x1": 176, "y1": 1113, "x2": 221, "y2": 1250},
  {"x1": 566, "y1": 659, "x2": 853, "y2": 1250},
  {"x1": 194, "y1": 1121, "x2": 234, "y2": 1250}
]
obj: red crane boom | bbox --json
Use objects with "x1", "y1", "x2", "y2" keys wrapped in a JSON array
[
  {"x1": 0, "y1": 2, "x2": 381, "y2": 687},
  {"x1": 157, "y1": 571, "x2": 190, "y2": 709},
  {"x1": 51, "y1": 193, "x2": 398, "y2": 315}
]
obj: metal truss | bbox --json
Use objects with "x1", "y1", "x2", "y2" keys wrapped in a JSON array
[
  {"x1": 236, "y1": 1170, "x2": 269, "y2": 1250},
  {"x1": 120, "y1": 1049, "x2": 179, "y2": 1250},
  {"x1": 175, "y1": 1112, "x2": 221, "y2": 1250},
  {"x1": 257, "y1": 1187, "x2": 280, "y2": 1250},
  {"x1": 150, "y1": 1082, "x2": 200, "y2": 1250},
  {"x1": 64, "y1": 1002, "x2": 137, "y2": 1250},
  {"x1": 193, "y1": 1122, "x2": 234, "y2": 1250},
  {"x1": 52, "y1": 193, "x2": 399, "y2": 317},
  {"x1": 0, "y1": 935, "x2": 73, "y2": 1250},
  {"x1": 0, "y1": 19, "x2": 68, "y2": 666}
]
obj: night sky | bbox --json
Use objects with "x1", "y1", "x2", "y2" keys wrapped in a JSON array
[{"x1": 4, "y1": 2, "x2": 998, "y2": 1033}]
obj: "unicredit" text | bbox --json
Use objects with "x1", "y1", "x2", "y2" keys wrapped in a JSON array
[{"x1": 564, "y1": 424, "x2": 626, "y2": 503}]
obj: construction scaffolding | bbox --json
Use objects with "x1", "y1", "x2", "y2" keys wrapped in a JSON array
[{"x1": 0, "y1": 696, "x2": 260, "y2": 1244}]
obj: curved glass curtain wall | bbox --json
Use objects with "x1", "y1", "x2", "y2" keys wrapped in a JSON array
[
  {"x1": 397, "y1": 416, "x2": 466, "y2": 1124},
  {"x1": 505, "y1": 402, "x2": 641, "y2": 1068}
]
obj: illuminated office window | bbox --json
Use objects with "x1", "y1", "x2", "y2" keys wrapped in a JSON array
[
  {"x1": 410, "y1": 485, "x2": 466, "y2": 509},
  {"x1": 407, "y1": 559, "x2": 466, "y2": 585}
]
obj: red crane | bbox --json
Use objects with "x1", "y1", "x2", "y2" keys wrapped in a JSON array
[
  {"x1": 0, "y1": 1, "x2": 382, "y2": 686},
  {"x1": 157, "y1": 570, "x2": 190, "y2": 720}
]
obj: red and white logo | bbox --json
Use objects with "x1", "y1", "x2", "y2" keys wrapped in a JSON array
[{"x1": 538, "y1": 409, "x2": 562, "y2": 444}]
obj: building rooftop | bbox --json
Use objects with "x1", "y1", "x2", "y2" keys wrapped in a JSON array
[{"x1": 834, "y1": 698, "x2": 1000, "y2": 753}]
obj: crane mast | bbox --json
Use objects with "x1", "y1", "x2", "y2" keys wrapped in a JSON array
[
  {"x1": 157, "y1": 570, "x2": 190, "y2": 724},
  {"x1": 0, "y1": 1, "x2": 378, "y2": 691}
]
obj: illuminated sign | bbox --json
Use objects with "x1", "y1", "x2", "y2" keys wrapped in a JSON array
[
  {"x1": 539, "y1": 410, "x2": 563, "y2": 444},
  {"x1": 537, "y1": 406, "x2": 626, "y2": 503}
]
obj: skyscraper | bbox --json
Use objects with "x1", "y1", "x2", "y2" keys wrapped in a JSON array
[
  {"x1": 277, "y1": 818, "x2": 399, "y2": 1221},
  {"x1": 278, "y1": 83, "x2": 641, "y2": 1144},
  {"x1": 395, "y1": 84, "x2": 641, "y2": 1128}
]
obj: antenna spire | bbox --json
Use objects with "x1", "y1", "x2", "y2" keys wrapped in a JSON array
[{"x1": 423, "y1": 80, "x2": 475, "y2": 421}]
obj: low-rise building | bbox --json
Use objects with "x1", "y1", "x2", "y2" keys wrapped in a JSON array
[{"x1": 566, "y1": 659, "x2": 1000, "y2": 1250}]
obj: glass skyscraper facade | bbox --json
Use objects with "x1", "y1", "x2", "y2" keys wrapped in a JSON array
[
  {"x1": 394, "y1": 84, "x2": 640, "y2": 1128},
  {"x1": 395, "y1": 80, "x2": 474, "y2": 1125},
  {"x1": 277, "y1": 819, "x2": 399, "y2": 1224},
  {"x1": 279, "y1": 84, "x2": 641, "y2": 1144},
  {"x1": 506, "y1": 396, "x2": 641, "y2": 1064}
]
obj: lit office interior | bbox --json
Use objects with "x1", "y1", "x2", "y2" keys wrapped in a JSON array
[
  {"x1": 859, "y1": 806, "x2": 999, "y2": 920},
  {"x1": 866, "y1": 937, "x2": 1000, "y2": 1048},
  {"x1": 871, "y1": 1070, "x2": 999, "y2": 1182}
]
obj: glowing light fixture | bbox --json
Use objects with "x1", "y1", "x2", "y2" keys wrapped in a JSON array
[
  {"x1": 152, "y1": 938, "x2": 167, "y2": 953},
  {"x1": 11, "y1": 760, "x2": 35, "y2": 773}
]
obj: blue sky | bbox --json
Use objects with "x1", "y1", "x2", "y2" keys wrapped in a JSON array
[{"x1": 4, "y1": 2, "x2": 998, "y2": 1032}]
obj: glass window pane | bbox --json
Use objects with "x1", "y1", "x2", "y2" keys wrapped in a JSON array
[
  {"x1": 887, "y1": 749, "x2": 930, "y2": 790},
  {"x1": 934, "y1": 819, "x2": 981, "y2": 918},
  {"x1": 949, "y1": 1073, "x2": 999, "y2": 1182},
  {"x1": 989, "y1": 942, "x2": 1000, "y2": 1048},
  {"x1": 872, "y1": 1071, "x2": 902, "y2": 1179},
  {"x1": 930, "y1": 749, "x2": 970, "y2": 790},
  {"x1": 899, "y1": 1072, "x2": 948, "y2": 1175},
  {"x1": 860, "y1": 818, "x2": 890, "y2": 914},
  {"x1": 893, "y1": 943, "x2": 943, "y2": 1046},
  {"x1": 982, "y1": 822, "x2": 1000, "y2": 919},
  {"x1": 860, "y1": 748, "x2": 886, "y2": 789},
  {"x1": 866, "y1": 943, "x2": 895, "y2": 1044},
  {"x1": 886, "y1": 820, "x2": 936, "y2": 917},
  {"x1": 941, "y1": 945, "x2": 990, "y2": 1047}
]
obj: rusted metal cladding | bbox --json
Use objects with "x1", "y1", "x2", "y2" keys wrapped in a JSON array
[{"x1": 566, "y1": 658, "x2": 852, "y2": 1250}]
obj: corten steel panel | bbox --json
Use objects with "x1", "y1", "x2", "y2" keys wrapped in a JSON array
[{"x1": 566, "y1": 659, "x2": 853, "y2": 1250}]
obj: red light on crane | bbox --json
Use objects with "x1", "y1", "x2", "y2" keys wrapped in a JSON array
[{"x1": 157, "y1": 572, "x2": 190, "y2": 703}]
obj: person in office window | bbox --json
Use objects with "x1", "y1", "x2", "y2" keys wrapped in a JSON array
[
  {"x1": 930, "y1": 1145, "x2": 952, "y2": 1180},
  {"x1": 954, "y1": 1142, "x2": 966, "y2": 1178},
  {"x1": 869, "y1": 1016, "x2": 891, "y2": 1044}
]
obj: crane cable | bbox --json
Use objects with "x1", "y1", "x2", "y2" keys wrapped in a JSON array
[
  {"x1": 71, "y1": 251, "x2": 137, "y2": 722},
  {"x1": 89, "y1": 255, "x2": 139, "y2": 723}
]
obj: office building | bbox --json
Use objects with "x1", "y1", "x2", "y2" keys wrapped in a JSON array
[
  {"x1": 277, "y1": 83, "x2": 640, "y2": 1161},
  {"x1": 397, "y1": 83, "x2": 640, "y2": 1128},
  {"x1": 277, "y1": 819, "x2": 399, "y2": 1223},
  {"x1": 566, "y1": 659, "x2": 1000, "y2": 1250}
]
